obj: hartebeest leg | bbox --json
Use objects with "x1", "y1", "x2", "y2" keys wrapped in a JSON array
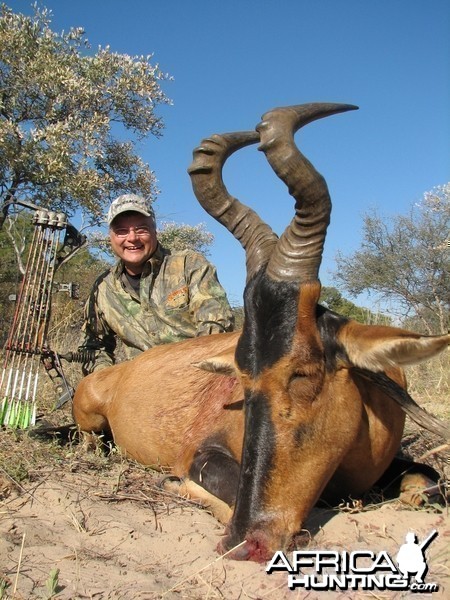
[
  {"x1": 162, "y1": 445, "x2": 240, "y2": 524},
  {"x1": 376, "y1": 457, "x2": 443, "y2": 506},
  {"x1": 162, "y1": 478, "x2": 233, "y2": 524}
]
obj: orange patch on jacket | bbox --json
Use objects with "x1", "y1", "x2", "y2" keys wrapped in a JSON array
[{"x1": 166, "y1": 286, "x2": 189, "y2": 307}]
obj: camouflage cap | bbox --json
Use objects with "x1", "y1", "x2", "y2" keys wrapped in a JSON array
[{"x1": 107, "y1": 194, "x2": 155, "y2": 225}]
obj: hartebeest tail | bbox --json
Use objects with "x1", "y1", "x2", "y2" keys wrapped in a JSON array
[{"x1": 73, "y1": 103, "x2": 449, "y2": 563}]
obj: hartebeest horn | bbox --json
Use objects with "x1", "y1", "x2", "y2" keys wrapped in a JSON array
[
  {"x1": 188, "y1": 131, "x2": 278, "y2": 281},
  {"x1": 257, "y1": 103, "x2": 358, "y2": 283}
]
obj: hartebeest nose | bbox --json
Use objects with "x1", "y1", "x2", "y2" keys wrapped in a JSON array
[{"x1": 218, "y1": 528, "x2": 276, "y2": 563}]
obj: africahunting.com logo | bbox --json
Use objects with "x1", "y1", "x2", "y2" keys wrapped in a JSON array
[{"x1": 266, "y1": 529, "x2": 440, "y2": 593}]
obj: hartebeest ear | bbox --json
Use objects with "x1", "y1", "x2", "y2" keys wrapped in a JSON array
[
  {"x1": 192, "y1": 351, "x2": 237, "y2": 377},
  {"x1": 340, "y1": 322, "x2": 450, "y2": 371}
]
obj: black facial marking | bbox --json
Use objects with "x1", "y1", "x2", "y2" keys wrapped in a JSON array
[
  {"x1": 316, "y1": 306, "x2": 350, "y2": 371},
  {"x1": 236, "y1": 271, "x2": 299, "y2": 376},
  {"x1": 237, "y1": 271, "x2": 350, "y2": 377},
  {"x1": 225, "y1": 390, "x2": 275, "y2": 545}
]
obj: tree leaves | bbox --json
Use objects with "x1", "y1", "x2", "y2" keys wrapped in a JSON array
[{"x1": 0, "y1": 3, "x2": 172, "y2": 223}]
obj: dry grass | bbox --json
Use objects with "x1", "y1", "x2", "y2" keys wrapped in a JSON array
[
  {"x1": 0, "y1": 418, "x2": 196, "y2": 514},
  {"x1": 403, "y1": 352, "x2": 449, "y2": 480},
  {"x1": 405, "y1": 353, "x2": 449, "y2": 417}
]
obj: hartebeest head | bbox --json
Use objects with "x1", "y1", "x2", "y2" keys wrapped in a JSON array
[{"x1": 188, "y1": 104, "x2": 449, "y2": 561}]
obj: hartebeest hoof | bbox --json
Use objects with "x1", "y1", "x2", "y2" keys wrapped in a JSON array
[{"x1": 399, "y1": 473, "x2": 446, "y2": 507}]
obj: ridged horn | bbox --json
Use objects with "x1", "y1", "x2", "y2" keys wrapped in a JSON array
[
  {"x1": 257, "y1": 103, "x2": 358, "y2": 283},
  {"x1": 188, "y1": 131, "x2": 278, "y2": 281}
]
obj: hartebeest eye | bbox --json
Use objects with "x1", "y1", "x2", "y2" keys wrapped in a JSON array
[
  {"x1": 291, "y1": 371, "x2": 308, "y2": 379},
  {"x1": 287, "y1": 367, "x2": 324, "y2": 404},
  {"x1": 288, "y1": 372, "x2": 308, "y2": 385}
]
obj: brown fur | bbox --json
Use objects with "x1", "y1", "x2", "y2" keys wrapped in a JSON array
[{"x1": 74, "y1": 332, "x2": 244, "y2": 471}]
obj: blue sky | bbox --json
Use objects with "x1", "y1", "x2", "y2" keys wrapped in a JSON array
[{"x1": 9, "y1": 0, "x2": 450, "y2": 307}]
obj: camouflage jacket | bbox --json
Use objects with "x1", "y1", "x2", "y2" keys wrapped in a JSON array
[{"x1": 79, "y1": 245, "x2": 234, "y2": 373}]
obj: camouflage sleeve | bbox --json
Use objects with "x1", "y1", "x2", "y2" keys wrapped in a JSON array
[
  {"x1": 78, "y1": 276, "x2": 117, "y2": 375},
  {"x1": 184, "y1": 252, "x2": 235, "y2": 336}
]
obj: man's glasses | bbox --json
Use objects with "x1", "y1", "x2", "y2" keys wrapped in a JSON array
[{"x1": 112, "y1": 226, "x2": 153, "y2": 238}]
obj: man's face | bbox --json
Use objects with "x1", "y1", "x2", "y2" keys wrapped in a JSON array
[{"x1": 109, "y1": 211, "x2": 157, "y2": 274}]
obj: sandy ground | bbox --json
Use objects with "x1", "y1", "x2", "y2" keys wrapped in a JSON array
[{"x1": 1, "y1": 450, "x2": 449, "y2": 600}]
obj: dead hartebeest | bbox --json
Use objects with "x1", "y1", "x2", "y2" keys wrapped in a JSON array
[{"x1": 73, "y1": 103, "x2": 449, "y2": 562}]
